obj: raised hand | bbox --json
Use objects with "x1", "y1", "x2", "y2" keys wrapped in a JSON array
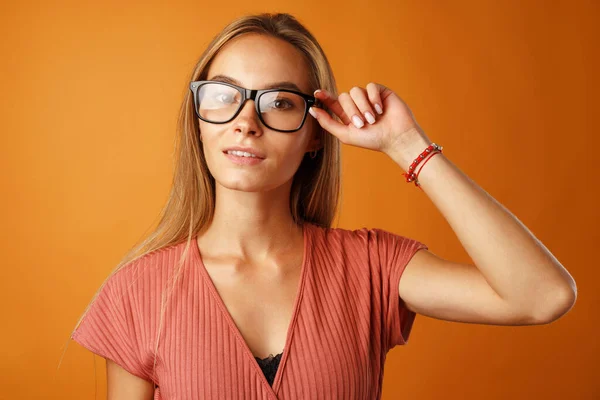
[{"x1": 308, "y1": 82, "x2": 431, "y2": 165}]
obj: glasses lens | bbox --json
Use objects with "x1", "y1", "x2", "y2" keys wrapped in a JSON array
[
  {"x1": 259, "y1": 91, "x2": 307, "y2": 131},
  {"x1": 197, "y1": 83, "x2": 241, "y2": 122}
]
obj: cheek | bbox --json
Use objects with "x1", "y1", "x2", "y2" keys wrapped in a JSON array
[
  {"x1": 272, "y1": 135, "x2": 312, "y2": 179},
  {"x1": 198, "y1": 127, "x2": 222, "y2": 169},
  {"x1": 281, "y1": 140, "x2": 308, "y2": 167}
]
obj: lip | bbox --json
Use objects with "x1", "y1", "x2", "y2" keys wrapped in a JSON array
[
  {"x1": 224, "y1": 152, "x2": 265, "y2": 166},
  {"x1": 222, "y1": 146, "x2": 266, "y2": 159}
]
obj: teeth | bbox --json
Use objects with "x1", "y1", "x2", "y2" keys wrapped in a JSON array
[{"x1": 227, "y1": 150, "x2": 257, "y2": 158}]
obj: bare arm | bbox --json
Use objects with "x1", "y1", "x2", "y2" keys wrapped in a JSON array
[
  {"x1": 307, "y1": 82, "x2": 576, "y2": 326},
  {"x1": 107, "y1": 359, "x2": 154, "y2": 400},
  {"x1": 391, "y1": 136, "x2": 577, "y2": 325}
]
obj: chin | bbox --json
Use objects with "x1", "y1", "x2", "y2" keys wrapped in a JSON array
[
  {"x1": 208, "y1": 160, "x2": 293, "y2": 193},
  {"x1": 216, "y1": 177, "x2": 274, "y2": 193}
]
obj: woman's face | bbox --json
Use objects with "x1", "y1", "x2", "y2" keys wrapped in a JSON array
[{"x1": 199, "y1": 33, "x2": 320, "y2": 193}]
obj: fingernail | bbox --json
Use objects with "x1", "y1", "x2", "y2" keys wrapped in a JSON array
[
  {"x1": 309, "y1": 107, "x2": 318, "y2": 119},
  {"x1": 375, "y1": 104, "x2": 383, "y2": 114},
  {"x1": 352, "y1": 115, "x2": 364, "y2": 128},
  {"x1": 314, "y1": 89, "x2": 328, "y2": 98},
  {"x1": 364, "y1": 112, "x2": 376, "y2": 124}
]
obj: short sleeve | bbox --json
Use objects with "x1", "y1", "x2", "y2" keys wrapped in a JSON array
[
  {"x1": 71, "y1": 267, "x2": 152, "y2": 382},
  {"x1": 371, "y1": 228, "x2": 428, "y2": 351}
]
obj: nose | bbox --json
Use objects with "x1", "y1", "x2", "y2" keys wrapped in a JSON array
[{"x1": 232, "y1": 99, "x2": 263, "y2": 136}]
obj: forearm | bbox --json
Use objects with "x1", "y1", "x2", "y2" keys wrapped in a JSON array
[{"x1": 387, "y1": 135, "x2": 577, "y2": 320}]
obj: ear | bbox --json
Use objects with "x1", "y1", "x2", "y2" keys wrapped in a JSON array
[{"x1": 306, "y1": 127, "x2": 324, "y2": 153}]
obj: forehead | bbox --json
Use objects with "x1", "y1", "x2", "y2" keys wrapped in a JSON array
[{"x1": 206, "y1": 33, "x2": 312, "y2": 93}]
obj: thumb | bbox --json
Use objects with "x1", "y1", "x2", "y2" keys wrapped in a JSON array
[{"x1": 309, "y1": 107, "x2": 349, "y2": 143}]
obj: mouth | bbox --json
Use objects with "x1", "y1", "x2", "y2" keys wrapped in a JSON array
[
  {"x1": 223, "y1": 150, "x2": 265, "y2": 165},
  {"x1": 223, "y1": 150, "x2": 265, "y2": 159}
]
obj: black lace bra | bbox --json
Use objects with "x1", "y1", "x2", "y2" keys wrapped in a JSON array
[{"x1": 254, "y1": 352, "x2": 283, "y2": 386}]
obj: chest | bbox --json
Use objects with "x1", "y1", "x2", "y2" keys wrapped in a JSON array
[
  {"x1": 202, "y1": 257, "x2": 303, "y2": 359},
  {"x1": 150, "y1": 225, "x2": 388, "y2": 399},
  {"x1": 152, "y1": 238, "x2": 380, "y2": 399}
]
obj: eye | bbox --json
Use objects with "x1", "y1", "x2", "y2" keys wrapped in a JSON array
[
  {"x1": 266, "y1": 98, "x2": 295, "y2": 110},
  {"x1": 215, "y1": 92, "x2": 238, "y2": 104}
]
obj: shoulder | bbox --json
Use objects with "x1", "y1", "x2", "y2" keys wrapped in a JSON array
[
  {"x1": 309, "y1": 223, "x2": 418, "y2": 249},
  {"x1": 309, "y1": 222, "x2": 367, "y2": 241},
  {"x1": 105, "y1": 238, "x2": 193, "y2": 294},
  {"x1": 309, "y1": 223, "x2": 427, "y2": 272}
]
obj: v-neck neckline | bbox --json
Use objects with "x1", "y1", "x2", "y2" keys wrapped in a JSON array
[{"x1": 192, "y1": 222, "x2": 313, "y2": 398}]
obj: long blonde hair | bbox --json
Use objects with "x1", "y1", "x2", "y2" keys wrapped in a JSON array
[{"x1": 66, "y1": 12, "x2": 342, "y2": 380}]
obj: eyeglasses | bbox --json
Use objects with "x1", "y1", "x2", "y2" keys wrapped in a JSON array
[{"x1": 189, "y1": 80, "x2": 320, "y2": 133}]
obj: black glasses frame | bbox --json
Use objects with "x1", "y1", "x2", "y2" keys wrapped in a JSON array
[{"x1": 189, "y1": 80, "x2": 320, "y2": 133}]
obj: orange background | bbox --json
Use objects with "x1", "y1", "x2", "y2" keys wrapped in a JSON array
[{"x1": 1, "y1": 0, "x2": 597, "y2": 399}]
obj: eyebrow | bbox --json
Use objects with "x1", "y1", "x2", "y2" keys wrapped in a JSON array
[{"x1": 208, "y1": 74, "x2": 304, "y2": 93}]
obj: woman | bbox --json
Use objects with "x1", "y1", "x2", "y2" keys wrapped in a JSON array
[{"x1": 70, "y1": 12, "x2": 577, "y2": 400}]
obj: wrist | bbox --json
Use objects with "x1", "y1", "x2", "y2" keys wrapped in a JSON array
[{"x1": 385, "y1": 129, "x2": 432, "y2": 171}]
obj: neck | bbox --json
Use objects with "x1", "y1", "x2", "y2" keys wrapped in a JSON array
[{"x1": 198, "y1": 181, "x2": 302, "y2": 262}]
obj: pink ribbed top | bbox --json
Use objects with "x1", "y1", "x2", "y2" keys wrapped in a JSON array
[{"x1": 71, "y1": 222, "x2": 427, "y2": 399}]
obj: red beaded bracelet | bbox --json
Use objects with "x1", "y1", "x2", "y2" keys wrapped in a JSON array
[
  {"x1": 401, "y1": 143, "x2": 443, "y2": 189},
  {"x1": 412, "y1": 151, "x2": 442, "y2": 190}
]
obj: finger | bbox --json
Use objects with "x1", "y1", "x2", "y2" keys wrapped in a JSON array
[
  {"x1": 366, "y1": 82, "x2": 384, "y2": 115},
  {"x1": 314, "y1": 90, "x2": 351, "y2": 125},
  {"x1": 349, "y1": 86, "x2": 377, "y2": 125},
  {"x1": 308, "y1": 106, "x2": 350, "y2": 144},
  {"x1": 337, "y1": 92, "x2": 365, "y2": 129}
]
